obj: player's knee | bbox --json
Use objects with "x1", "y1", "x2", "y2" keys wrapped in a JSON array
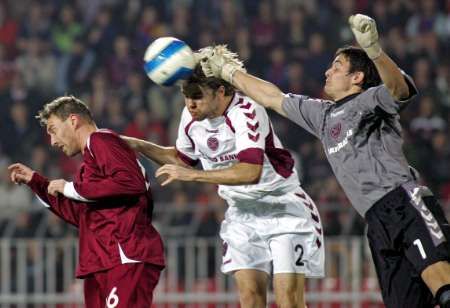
[
  {"x1": 275, "y1": 291, "x2": 304, "y2": 308},
  {"x1": 436, "y1": 284, "x2": 450, "y2": 308},
  {"x1": 238, "y1": 287, "x2": 266, "y2": 308}
]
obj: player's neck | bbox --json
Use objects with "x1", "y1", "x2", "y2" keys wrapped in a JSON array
[
  {"x1": 215, "y1": 95, "x2": 233, "y2": 117},
  {"x1": 78, "y1": 124, "x2": 98, "y2": 153}
]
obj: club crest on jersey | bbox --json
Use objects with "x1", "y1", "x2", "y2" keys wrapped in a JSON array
[
  {"x1": 207, "y1": 137, "x2": 219, "y2": 151},
  {"x1": 330, "y1": 123, "x2": 342, "y2": 140}
]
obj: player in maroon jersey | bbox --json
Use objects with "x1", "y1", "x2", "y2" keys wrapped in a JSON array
[{"x1": 8, "y1": 96, "x2": 164, "y2": 308}]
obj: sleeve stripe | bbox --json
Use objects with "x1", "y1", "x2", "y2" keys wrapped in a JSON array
[
  {"x1": 237, "y1": 148, "x2": 264, "y2": 165},
  {"x1": 63, "y1": 182, "x2": 95, "y2": 202}
]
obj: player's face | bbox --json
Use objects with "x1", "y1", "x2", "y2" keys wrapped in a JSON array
[
  {"x1": 46, "y1": 115, "x2": 80, "y2": 157},
  {"x1": 184, "y1": 87, "x2": 220, "y2": 121},
  {"x1": 324, "y1": 54, "x2": 354, "y2": 100}
]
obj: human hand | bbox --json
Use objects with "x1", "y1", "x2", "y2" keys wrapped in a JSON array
[
  {"x1": 348, "y1": 14, "x2": 382, "y2": 60},
  {"x1": 155, "y1": 164, "x2": 196, "y2": 186},
  {"x1": 195, "y1": 45, "x2": 246, "y2": 83},
  {"x1": 48, "y1": 179, "x2": 67, "y2": 197},
  {"x1": 8, "y1": 163, "x2": 35, "y2": 185}
]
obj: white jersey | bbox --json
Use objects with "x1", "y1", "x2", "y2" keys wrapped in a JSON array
[{"x1": 176, "y1": 92, "x2": 300, "y2": 205}]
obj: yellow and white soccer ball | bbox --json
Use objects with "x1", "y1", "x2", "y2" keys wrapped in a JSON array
[{"x1": 143, "y1": 37, "x2": 196, "y2": 86}]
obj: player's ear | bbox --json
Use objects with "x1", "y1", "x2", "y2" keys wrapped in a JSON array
[
  {"x1": 352, "y1": 71, "x2": 365, "y2": 87},
  {"x1": 68, "y1": 114, "x2": 80, "y2": 129},
  {"x1": 217, "y1": 85, "x2": 226, "y2": 97}
]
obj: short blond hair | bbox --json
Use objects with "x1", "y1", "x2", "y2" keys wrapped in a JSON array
[{"x1": 36, "y1": 96, "x2": 93, "y2": 126}]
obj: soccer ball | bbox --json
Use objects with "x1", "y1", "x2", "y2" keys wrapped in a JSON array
[{"x1": 143, "y1": 37, "x2": 196, "y2": 86}]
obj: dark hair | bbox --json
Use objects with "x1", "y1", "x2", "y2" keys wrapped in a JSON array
[
  {"x1": 36, "y1": 95, "x2": 93, "y2": 126},
  {"x1": 181, "y1": 65, "x2": 235, "y2": 99},
  {"x1": 335, "y1": 46, "x2": 381, "y2": 90}
]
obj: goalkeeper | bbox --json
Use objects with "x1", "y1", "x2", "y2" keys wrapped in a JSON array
[{"x1": 199, "y1": 14, "x2": 450, "y2": 308}]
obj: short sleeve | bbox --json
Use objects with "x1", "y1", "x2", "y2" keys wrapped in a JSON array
[
  {"x1": 359, "y1": 73, "x2": 418, "y2": 114},
  {"x1": 282, "y1": 94, "x2": 327, "y2": 137},
  {"x1": 227, "y1": 102, "x2": 268, "y2": 165}
]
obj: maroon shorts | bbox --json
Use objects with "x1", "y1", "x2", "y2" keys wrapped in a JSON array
[{"x1": 83, "y1": 263, "x2": 162, "y2": 308}]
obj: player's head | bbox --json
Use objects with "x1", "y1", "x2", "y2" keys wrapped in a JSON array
[
  {"x1": 36, "y1": 95, "x2": 94, "y2": 156},
  {"x1": 181, "y1": 65, "x2": 235, "y2": 121},
  {"x1": 324, "y1": 46, "x2": 381, "y2": 101}
]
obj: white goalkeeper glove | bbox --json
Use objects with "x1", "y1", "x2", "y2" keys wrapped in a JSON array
[
  {"x1": 194, "y1": 45, "x2": 246, "y2": 84},
  {"x1": 348, "y1": 14, "x2": 382, "y2": 60}
]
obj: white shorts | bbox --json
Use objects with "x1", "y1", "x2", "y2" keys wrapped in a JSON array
[{"x1": 220, "y1": 187, "x2": 325, "y2": 278}]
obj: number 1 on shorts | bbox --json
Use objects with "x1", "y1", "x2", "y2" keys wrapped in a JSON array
[{"x1": 413, "y1": 239, "x2": 427, "y2": 260}]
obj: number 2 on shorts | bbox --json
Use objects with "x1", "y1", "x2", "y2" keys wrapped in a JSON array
[
  {"x1": 295, "y1": 244, "x2": 305, "y2": 266},
  {"x1": 413, "y1": 239, "x2": 427, "y2": 260}
]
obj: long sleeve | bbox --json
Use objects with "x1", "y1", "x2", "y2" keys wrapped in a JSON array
[
  {"x1": 28, "y1": 172, "x2": 82, "y2": 227},
  {"x1": 70, "y1": 131, "x2": 148, "y2": 201}
]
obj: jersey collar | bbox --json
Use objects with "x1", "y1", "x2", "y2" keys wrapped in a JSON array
[
  {"x1": 334, "y1": 92, "x2": 361, "y2": 107},
  {"x1": 222, "y1": 92, "x2": 237, "y2": 116}
]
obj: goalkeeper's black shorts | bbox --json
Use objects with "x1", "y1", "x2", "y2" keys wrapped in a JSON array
[{"x1": 365, "y1": 184, "x2": 450, "y2": 308}]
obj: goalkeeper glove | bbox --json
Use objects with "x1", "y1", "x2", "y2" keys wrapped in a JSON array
[
  {"x1": 348, "y1": 14, "x2": 382, "y2": 60},
  {"x1": 194, "y1": 45, "x2": 246, "y2": 84}
]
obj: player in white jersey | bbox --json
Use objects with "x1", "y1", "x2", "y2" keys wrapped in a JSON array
[{"x1": 124, "y1": 66, "x2": 324, "y2": 308}]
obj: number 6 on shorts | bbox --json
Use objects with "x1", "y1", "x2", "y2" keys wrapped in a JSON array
[{"x1": 106, "y1": 287, "x2": 119, "y2": 308}]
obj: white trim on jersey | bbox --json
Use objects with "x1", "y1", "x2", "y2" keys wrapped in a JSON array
[
  {"x1": 36, "y1": 195, "x2": 50, "y2": 208},
  {"x1": 63, "y1": 182, "x2": 95, "y2": 202},
  {"x1": 118, "y1": 243, "x2": 141, "y2": 264},
  {"x1": 136, "y1": 159, "x2": 150, "y2": 190}
]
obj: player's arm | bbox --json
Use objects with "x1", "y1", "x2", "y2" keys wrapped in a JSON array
[
  {"x1": 66, "y1": 133, "x2": 155, "y2": 201},
  {"x1": 156, "y1": 161, "x2": 262, "y2": 186},
  {"x1": 232, "y1": 71, "x2": 286, "y2": 116},
  {"x1": 197, "y1": 46, "x2": 286, "y2": 116},
  {"x1": 349, "y1": 14, "x2": 409, "y2": 101},
  {"x1": 8, "y1": 163, "x2": 81, "y2": 227},
  {"x1": 371, "y1": 53, "x2": 409, "y2": 101},
  {"x1": 121, "y1": 136, "x2": 186, "y2": 166}
]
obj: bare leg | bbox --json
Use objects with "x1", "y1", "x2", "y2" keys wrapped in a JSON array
[
  {"x1": 273, "y1": 273, "x2": 306, "y2": 308},
  {"x1": 234, "y1": 269, "x2": 269, "y2": 308},
  {"x1": 421, "y1": 261, "x2": 450, "y2": 295}
]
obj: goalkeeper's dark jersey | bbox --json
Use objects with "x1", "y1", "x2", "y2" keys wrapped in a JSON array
[{"x1": 281, "y1": 74, "x2": 418, "y2": 216}]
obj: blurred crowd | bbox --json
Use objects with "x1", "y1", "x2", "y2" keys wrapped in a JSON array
[{"x1": 0, "y1": 0, "x2": 449, "y2": 240}]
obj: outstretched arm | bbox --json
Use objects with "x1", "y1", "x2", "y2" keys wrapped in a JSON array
[
  {"x1": 197, "y1": 45, "x2": 287, "y2": 116},
  {"x1": 349, "y1": 14, "x2": 409, "y2": 101},
  {"x1": 232, "y1": 71, "x2": 286, "y2": 116},
  {"x1": 155, "y1": 162, "x2": 262, "y2": 186},
  {"x1": 122, "y1": 136, "x2": 186, "y2": 166},
  {"x1": 8, "y1": 163, "x2": 81, "y2": 227}
]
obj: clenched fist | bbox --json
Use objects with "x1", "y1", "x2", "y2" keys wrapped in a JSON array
[{"x1": 349, "y1": 14, "x2": 382, "y2": 60}]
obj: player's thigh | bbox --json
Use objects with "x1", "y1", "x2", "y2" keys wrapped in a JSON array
[
  {"x1": 104, "y1": 263, "x2": 162, "y2": 308},
  {"x1": 366, "y1": 198, "x2": 435, "y2": 308},
  {"x1": 269, "y1": 232, "x2": 324, "y2": 278},
  {"x1": 404, "y1": 196, "x2": 450, "y2": 275},
  {"x1": 273, "y1": 273, "x2": 305, "y2": 304},
  {"x1": 220, "y1": 218, "x2": 272, "y2": 275},
  {"x1": 234, "y1": 269, "x2": 269, "y2": 298}
]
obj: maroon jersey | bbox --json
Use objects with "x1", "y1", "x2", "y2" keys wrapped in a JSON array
[{"x1": 28, "y1": 129, "x2": 164, "y2": 277}]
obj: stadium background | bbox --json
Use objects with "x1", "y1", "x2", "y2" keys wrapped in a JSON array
[{"x1": 0, "y1": 0, "x2": 448, "y2": 306}]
